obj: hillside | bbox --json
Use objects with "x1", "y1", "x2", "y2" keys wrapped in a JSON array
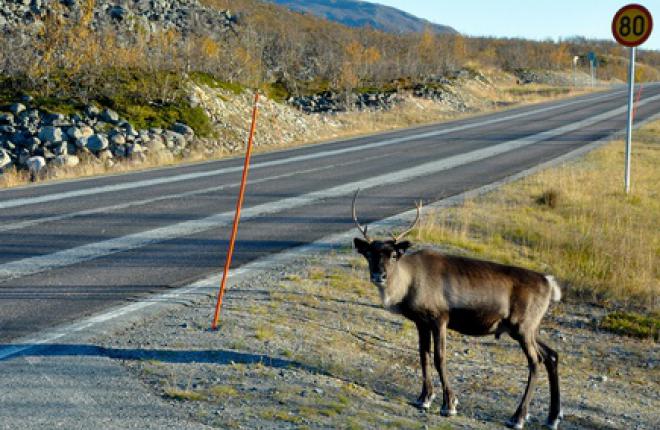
[{"x1": 265, "y1": 0, "x2": 456, "y2": 34}]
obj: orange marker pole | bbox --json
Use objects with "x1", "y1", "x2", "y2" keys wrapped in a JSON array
[{"x1": 212, "y1": 91, "x2": 259, "y2": 330}]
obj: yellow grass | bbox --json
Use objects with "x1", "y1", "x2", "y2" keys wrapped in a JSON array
[{"x1": 416, "y1": 120, "x2": 660, "y2": 311}]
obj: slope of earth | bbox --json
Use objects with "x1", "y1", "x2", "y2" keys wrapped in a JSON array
[{"x1": 266, "y1": 0, "x2": 456, "y2": 34}]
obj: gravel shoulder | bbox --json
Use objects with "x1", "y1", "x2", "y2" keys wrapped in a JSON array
[{"x1": 97, "y1": 243, "x2": 659, "y2": 429}]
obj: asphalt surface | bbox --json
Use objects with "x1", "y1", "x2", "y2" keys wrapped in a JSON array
[{"x1": 1, "y1": 85, "x2": 659, "y2": 344}]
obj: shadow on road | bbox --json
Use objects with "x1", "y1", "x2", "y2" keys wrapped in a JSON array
[{"x1": 0, "y1": 342, "x2": 317, "y2": 371}]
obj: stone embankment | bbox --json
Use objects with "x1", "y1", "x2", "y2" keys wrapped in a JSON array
[
  {"x1": 0, "y1": 99, "x2": 194, "y2": 179},
  {"x1": 0, "y1": 0, "x2": 236, "y2": 36}
]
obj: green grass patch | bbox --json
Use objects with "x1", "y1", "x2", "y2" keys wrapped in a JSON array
[
  {"x1": 190, "y1": 72, "x2": 245, "y2": 95},
  {"x1": 0, "y1": 69, "x2": 214, "y2": 137},
  {"x1": 163, "y1": 387, "x2": 206, "y2": 401},
  {"x1": 254, "y1": 324, "x2": 276, "y2": 341},
  {"x1": 600, "y1": 311, "x2": 659, "y2": 341},
  {"x1": 262, "y1": 81, "x2": 290, "y2": 102}
]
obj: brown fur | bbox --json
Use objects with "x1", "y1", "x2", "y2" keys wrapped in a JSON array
[{"x1": 354, "y1": 241, "x2": 562, "y2": 430}]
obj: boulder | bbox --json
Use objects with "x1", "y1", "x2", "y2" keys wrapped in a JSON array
[
  {"x1": 100, "y1": 108, "x2": 120, "y2": 124},
  {"x1": 146, "y1": 135, "x2": 166, "y2": 152},
  {"x1": 109, "y1": 131, "x2": 126, "y2": 145},
  {"x1": 85, "y1": 105, "x2": 100, "y2": 118},
  {"x1": 84, "y1": 134, "x2": 109, "y2": 152},
  {"x1": 52, "y1": 154, "x2": 80, "y2": 168},
  {"x1": 9, "y1": 103, "x2": 26, "y2": 116},
  {"x1": 0, "y1": 113, "x2": 14, "y2": 125},
  {"x1": 0, "y1": 148, "x2": 12, "y2": 170},
  {"x1": 38, "y1": 126, "x2": 63, "y2": 143},
  {"x1": 172, "y1": 122, "x2": 194, "y2": 139},
  {"x1": 26, "y1": 155, "x2": 46, "y2": 177}
]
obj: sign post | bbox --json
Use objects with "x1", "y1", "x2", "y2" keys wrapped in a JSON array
[
  {"x1": 587, "y1": 51, "x2": 596, "y2": 87},
  {"x1": 611, "y1": 4, "x2": 653, "y2": 194}
]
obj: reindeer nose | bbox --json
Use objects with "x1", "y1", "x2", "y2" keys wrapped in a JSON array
[{"x1": 371, "y1": 273, "x2": 386, "y2": 284}]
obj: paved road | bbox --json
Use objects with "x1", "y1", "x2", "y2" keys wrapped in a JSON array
[{"x1": 1, "y1": 85, "x2": 659, "y2": 342}]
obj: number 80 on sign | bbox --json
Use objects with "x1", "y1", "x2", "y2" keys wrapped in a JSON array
[{"x1": 612, "y1": 4, "x2": 653, "y2": 47}]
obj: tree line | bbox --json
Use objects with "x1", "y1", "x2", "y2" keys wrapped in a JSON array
[{"x1": 1, "y1": 0, "x2": 658, "y2": 103}]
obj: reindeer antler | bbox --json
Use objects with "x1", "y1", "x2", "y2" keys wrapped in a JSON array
[
  {"x1": 391, "y1": 200, "x2": 423, "y2": 243},
  {"x1": 351, "y1": 189, "x2": 371, "y2": 243}
]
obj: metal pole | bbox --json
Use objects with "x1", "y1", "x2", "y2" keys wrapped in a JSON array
[
  {"x1": 624, "y1": 47, "x2": 636, "y2": 194},
  {"x1": 590, "y1": 60, "x2": 594, "y2": 87}
]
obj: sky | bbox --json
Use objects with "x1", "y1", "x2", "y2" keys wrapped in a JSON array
[{"x1": 373, "y1": 1, "x2": 659, "y2": 51}]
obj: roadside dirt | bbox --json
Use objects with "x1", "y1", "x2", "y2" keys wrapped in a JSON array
[{"x1": 100, "y1": 245, "x2": 659, "y2": 429}]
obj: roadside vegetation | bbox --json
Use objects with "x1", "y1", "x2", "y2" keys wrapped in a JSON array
[{"x1": 415, "y1": 120, "x2": 660, "y2": 315}]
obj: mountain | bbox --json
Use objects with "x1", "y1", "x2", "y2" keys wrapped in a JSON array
[{"x1": 265, "y1": 0, "x2": 456, "y2": 34}]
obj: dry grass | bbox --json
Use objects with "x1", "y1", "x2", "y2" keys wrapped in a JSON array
[{"x1": 415, "y1": 120, "x2": 660, "y2": 311}]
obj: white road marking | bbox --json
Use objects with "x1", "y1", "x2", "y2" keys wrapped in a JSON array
[
  {"x1": 1, "y1": 94, "x2": 657, "y2": 283},
  {"x1": 0, "y1": 90, "x2": 624, "y2": 211},
  {"x1": 0, "y1": 154, "x2": 389, "y2": 233}
]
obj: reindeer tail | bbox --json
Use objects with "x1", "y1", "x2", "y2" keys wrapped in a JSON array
[{"x1": 545, "y1": 275, "x2": 562, "y2": 302}]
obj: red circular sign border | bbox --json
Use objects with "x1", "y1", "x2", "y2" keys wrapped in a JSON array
[{"x1": 612, "y1": 4, "x2": 654, "y2": 47}]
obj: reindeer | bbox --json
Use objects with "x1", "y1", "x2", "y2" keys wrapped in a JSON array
[{"x1": 351, "y1": 190, "x2": 562, "y2": 430}]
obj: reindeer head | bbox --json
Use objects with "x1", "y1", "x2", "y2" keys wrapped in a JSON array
[{"x1": 351, "y1": 189, "x2": 421, "y2": 289}]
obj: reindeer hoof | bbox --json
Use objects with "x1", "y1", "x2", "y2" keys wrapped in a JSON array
[
  {"x1": 440, "y1": 397, "x2": 458, "y2": 416},
  {"x1": 545, "y1": 410, "x2": 563, "y2": 429},
  {"x1": 505, "y1": 415, "x2": 529, "y2": 430},
  {"x1": 440, "y1": 407, "x2": 457, "y2": 417},
  {"x1": 505, "y1": 419, "x2": 524, "y2": 430},
  {"x1": 415, "y1": 393, "x2": 436, "y2": 410}
]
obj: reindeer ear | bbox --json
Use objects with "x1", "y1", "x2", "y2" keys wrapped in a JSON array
[
  {"x1": 354, "y1": 238, "x2": 370, "y2": 255},
  {"x1": 394, "y1": 240, "x2": 411, "y2": 257}
]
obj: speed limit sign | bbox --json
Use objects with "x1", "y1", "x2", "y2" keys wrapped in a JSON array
[
  {"x1": 611, "y1": 4, "x2": 653, "y2": 194},
  {"x1": 612, "y1": 4, "x2": 653, "y2": 47}
]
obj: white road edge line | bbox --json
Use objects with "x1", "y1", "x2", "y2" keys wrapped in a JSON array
[
  {"x1": 0, "y1": 153, "x2": 390, "y2": 233},
  {"x1": 1, "y1": 94, "x2": 659, "y2": 283},
  {"x1": 3, "y1": 110, "x2": 657, "y2": 362},
  {"x1": 0, "y1": 90, "x2": 624, "y2": 210}
]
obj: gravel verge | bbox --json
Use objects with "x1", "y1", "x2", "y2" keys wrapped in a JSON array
[{"x1": 94, "y1": 241, "x2": 658, "y2": 430}]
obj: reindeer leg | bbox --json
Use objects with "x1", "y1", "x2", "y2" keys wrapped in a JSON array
[
  {"x1": 537, "y1": 340, "x2": 562, "y2": 429},
  {"x1": 432, "y1": 316, "x2": 457, "y2": 416},
  {"x1": 506, "y1": 334, "x2": 540, "y2": 430},
  {"x1": 414, "y1": 321, "x2": 435, "y2": 409}
]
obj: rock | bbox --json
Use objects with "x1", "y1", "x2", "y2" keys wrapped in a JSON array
[
  {"x1": 100, "y1": 108, "x2": 120, "y2": 124},
  {"x1": 165, "y1": 131, "x2": 187, "y2": 148},
  {"x1": 42, "y1": 112, "x2": 66, "y2": 126},
  {"x1": 84, "y1": 134, "x2": 109, "y2": 152},
  {"x1": 98, "y1": 149, "x2": 113, "y2": 161},
  {"x1": 109, "y1": 5, "x2": 127, "y2": 20},
  {"x1": 146, "y1": 135, "x2": 166, "y2": 152},
  {"x1": 51, "y1": 154, "x2": 80, "y2": 167},
  {"x1": 172, "y1": 122, "x2": 194, "y2": 138},
  {"x1": 9, "y1": 103, "x2": 26, "y2": 115},
  {"x1": 53, "y1": 141, "x2": 68, "y2": 156},
  {"x1": 26, "y1": 155, "x2": 46, "y2": 177},
  {"x1": 38, "y1": 126, "x2": 64, "y2": 143},
  {"x1": 112, "y1": 145, "x2": 127, "y2": 158},
  {"x1": 0, "y1": 113, "x2": 14, "y2": 125},
  {"x1": 85, "y1": 105, "x2": 100, "y2": 118},
  {"x1": 0, "y1": 149, "x2": 12, "y2": 170},
  {"x1": 128, "y1": 142, "x2": 143, "y2": 156},
  {"x1": 109, "y1": 131, "x2": 126, "y2": 145},
  {"x1": 23, "y1": 137, "x2": 41, "y2": 153},
  {"x1": 122, "y1": 123, "x2": 139, "y2": 137}
]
